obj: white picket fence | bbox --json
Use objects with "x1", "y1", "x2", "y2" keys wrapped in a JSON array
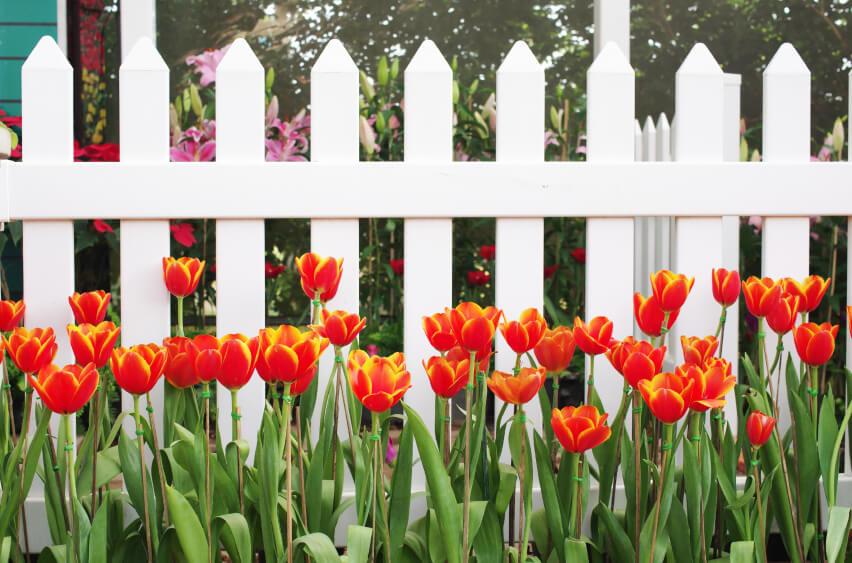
[{"x1": 2, "y1": 34, "x2": 852, "y2": 548}]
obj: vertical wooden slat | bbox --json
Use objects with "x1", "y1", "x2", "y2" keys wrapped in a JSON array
[
  {"x1": 20, "y1": 35, "x2": 74, "y2": 547},
  {"x1": 656, "y1": 113, "x2": 671, "y2": 162},
  {"x1": 721, "y1": 73, "x2": 741, "y2": 370},
  {"x1": 761, "y1": 43, "x2": 810, "y2": 433},
  {"x1": 846, "y1": 69, "x2": 852, "y2": 476},
  {"x1": 215, "y1": 38, "x2": 266, "y2": 449},
  {"x1": 654, "y1": 114, "x2": 673, "y2": 305},
  {"x1": 403, "y1": 39, "x2": 452, "y2": 489},
  {"x1": 586, "y1": 42, "x2": 635, "y2": 420},
  {"x1": 633, "y1": 120, "x2": 642, "y2": 161},
  {"x1": 119, "y1": 0, "x2": 156, "y2": 59},
  {"x1": 593, "y1": 0, "x2": 630, "y2": 60},
  {"x1": 635, "y1": 117, "x2": 656, "y2": 302},
  {"x1": 118, "y1": 38, "x2": 170, "y2": 442}
]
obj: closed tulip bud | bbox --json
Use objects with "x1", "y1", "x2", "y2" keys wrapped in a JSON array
[
  {"x1": 634, "y1": 293, "x2": 680, "y2": 338},
  {"x1": 4, "y1": 327, "x2": 57, "y2": 374},
  {"x1": 257, "y1": 325, "x2": 326, "y2": 388},
  {"x1": 162, "y1": 257, "x2": 205, "y2": 297},
  {"x1": 783, "y1": 276, "x2": 830, "y2": 314},
  {"x1": 162, "y1": 336, "x2": 201, "y2": 389},
  {"x1": 742, "y1": 277, "x2": 782, "y2": 318},
  {"x1": 422, "y1": 312, "x2": 458, "y2": 352},
  {"x1": 650, "y1": 270, "x2": 695, "y2": 313},
  {"x1": 349, "y1": 351, "x2": 411, "y2": 412},
  {"x1": 638, "y1": 372, "x2": 695, "y2": 424},
  {"x1": 551, "y1": 405, "x2": 611, "y2": 453},
  {"x1": 793, "y1": 322, "x2": 838, "y2": 367},
  {"x1": 68, "y1": 322, "x2": 120, "y2": 369},
  {"x1": 486, "y1": 367, "x2": 546, "y2": 405},
  {"x1": 313, "y1": 309, "x2": 366, "y2": 347},
  {"x1": 216, "y1": 334, "x2": 259, "y2": 391},
  {"x1": 422, "y1": 356, "x2": 468, "y2": 398},
  {"x1": 766, "y1": 295, "x2": 800, "y2": 335},
  {"x1": 746, "y1": 410, "x2": 776, "y2": 447},
  {"x1": 0, "y1": 300, "x2": 25, "y2": 332},
  {"x1": 29, "y1": 362, "x2": 98, "y2": 414},
  {"x1": 573, "y1": 316, "x2": 613, "y2": 356},
  {"x1": 448, "y1": 302, "x2": 501, "y2": 352},
  {"x1": 294, "y1": 252, "x2": 344, "y2": 303},
  {"x1": 533, "y1": 326, "x2": 576, "y2": 374},
  {"x1": 499, "y1": 308, "x2": 547, "y2": 355},
  {"x1": 680, "y1": 335, "x2": 719, "y2": 369},
  {"x1": 110, "y1": 344, "x2": 168, "y2": 396},
  {"x1": 69, "y1": 290, "x2": 110, "y2": 325},
  {"x1": 711, "y1": 268, "x2": 740, "y2": 307}
]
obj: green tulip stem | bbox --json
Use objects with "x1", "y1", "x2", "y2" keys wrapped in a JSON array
[
  {"x1": 2, "y1": 356, "x2": 16, "y2": 444},
  {"x1": 462, "y1": 350, "x2": 477, "y2": 563},
  {"x1": 632, "y1": 393, "x2": 641, "y2": 562},
  {"x1": 145, "y1": 393, "x2": 170, "y2": 526},
  {"x1": 649, "y1": 423, "x2": 673, "y2": 563},
  {"x1": 757, "y1": 318, "x2": 766, "y2": 384},
  {"x1": 659, "y1": 311, "x2": 671, "y2": 350},
  {"x1": 295, "y1": 405, "x2": 309, "y2": 539},
  {"x1": 752, "y1": 448, "x2": 768, "y2": 563},
  {"x1": 63, "y1": 414, "x2": 79, "y2": 563},
  {"x1": 230, "y1": 390, "x2": 245, "y2": 515},
  {"x1": 176, "y1": 296, "x2": 184, "y2": 337},
  {"x1": 714, "y1": 305, "x2": 727, "y2": 340},
  {"x1": 132, "y1": 395, "x2": 153, "y2": 563},
  {"x1": 518, "y1": 408, "x2": 530, "y2": 562},
  {"x1": 566, "y1": 451, "x2": 579, "y2": 539},
  {"x1": 16, "y1": 373, "x2": 33, "y2": 561},
  {"x1": 808, "y1": 366, "x2": 819, "y2": 423},
  {"x1": 586, "y1": 355, "x2": 594, "y2": 405},
  {"x1": 284, "y1": 383, "x2": 293, "y2": 563},
  {"x1": 575, "y1": 453, "x2": 584, "y2": 540},
  {"x1": 89, "y1": 386, "x2": 101, "y2": 519},
  {"x1": 439, "y1": 397, "x2": 449, "y2": 467},
  {"x1": 768, "y1": 334, "x2": 784, "y2": 376},
  {"x1": 202, "y1": 383, "x2": 212, "y2": 563}
]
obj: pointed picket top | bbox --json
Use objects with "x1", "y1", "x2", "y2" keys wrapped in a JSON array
[
  {"x1": 22, "y1": 36, "x2": 71, "y2": 71},
  {"x1": 121, "y1": 37, "x2": 166, "y2": 72},
  {"x1": 497, "y1": 41, "x2": 542, "y2": 74},
  {"x1": 765, "y1": 43, "x2": 809, "y2": 76},
  {"x1": 312, "y1": 38, "x2": 358, "y2": 74},
  {"x1": 406, "y1": 39, "x2": 451, "y2": 74},
  {"x1": 218, "y1": 37, "x2": 263, "y2": 73},
  {"x1": 643, "y1": 115, "x2": 656, "y2": 133},
  {"x1": 677, "y1": 43, "x2": 722, "y2": 76},
  {"x1": 588, "y1": 41, "x2": 633, "y2": 75},
  {"x1": 657, "y1": 112, "x2": 670, "y2": 132},
  {"x1": 634, "y1": 119, "x2": 642, "y2": 136}
]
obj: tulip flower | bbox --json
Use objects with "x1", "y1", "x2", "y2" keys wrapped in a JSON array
[
  {"x1": 742, "y1": 276, "x2": 782, "y2": 318},
  {"x1": 638, "y1": 371, "x2": 695, "y2": 424},
  {"x1": 4, "y1": 326, "x2": 58, "y2": 374},
  {"x1": 348, "y1": 350, "x2": 411, "y2": 412},
  {"x1": 634, "y1": 293, "x2": 680, "y2": 338},
  {"x1": 783, "y1": 275, "x2": 830, "y2": 314},
  {"x1": 0, "y1": 300, "x2": 25, "y2": 332},
  {"x1": 423, "y1": 355, "x2": 469, "y2": 399},
  {"x1": 747, "y1": 410, "x2": 776, "y2": 447},
  {"x1": 486, "y1": 367, "x2": 546, "y2": 405},
  {"x1": 162, "y1": 336, "x2": 201, "y2": 388},
  {"x1": 499, "y1": 308, "x2": 547, "y2": 355},
  {"x1": 467, "y1": 270, "x2": 490, "y2": 286},
  {"x1": 257, "y1": 325, "x2": 326, "y2": 386},
  {"x1": 607, "y1": 338, "x2": 666, "y2": 389},
  {"x1": 848, "y1": 305, "x2": 852, "y2": 338},
  {"x1": 573, "y1": 316, "x2": 613, "y2": 355},
  {"x1": 110, "y1": 344, "x2": 168, "y2": 396},
  {"x1": 680, "y1": 335, "x2": 719, "y2": 369},
  {"x1": 448, "y1": 302, "x2": 502, "y2": 352},
  {"x1": 68, "y1": 322, "x2": 121, "y2": 369},
  {"x1": 68, "y1": 290, "x2": 111, "y2": 325},
  {"x1": 215, "y1": 334, "x2": 259, "y2": 391},
  {"x1": 445, "y1": 344, "x2": 492, "y2": 373},
  {"x1": 680, "y1": 362, "x2": 736, "y2": 412},
  {"x1": 313, "y1": 309, "x2": 366, "y2": 347},
  {"x1": 711, "y1": 268, "x2": 740, "y2": 307},
  {"x1": 650, "y1": 270, "x2": 695, "y2": 313},
  {"x1": 551, "y1": 405, "x2": 611, "y2": 453},
  {"x1": 162, "y1": 256, "x2": 205, "y2": 297},
  {"x1": 479, "y1": 244, "x2": 495, "y2": 261},
  {"x1": 533, "y1": 326, "x2": 576, "y2": 374},
  {"x1": 29, "y1": 362, "x2": 98, "y2": 414},
  {"x1": 422, "y1": 312, "x2": 458, "y2": 352},
  {"x1": 766, "y1": 294, "x2": 800, "y2": 335},
  {"x1": 294, "y1": 252, "x2": 343, "y2": 303},
  {"x1": 793, "y1": 322, "x2": 838, "y2": 367}
]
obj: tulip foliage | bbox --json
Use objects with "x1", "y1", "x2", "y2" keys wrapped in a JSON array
[{"x1": 1, "y1": 258, "x2": 852, "y2": 563}]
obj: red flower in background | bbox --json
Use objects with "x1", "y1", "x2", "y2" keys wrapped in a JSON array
[
  {"x1": 467, "y1": 270, "x2": 490, "y2": 286},
  {"x1": 170, "y1": 223, "x2": 197, "y2": 248},
  {"x1": 93, "y1": 219, "x2": 113, "y2": 233},
  {"x1": 264, "y1": 262, "x2": 286, "y2": 278},
  {"x1": 570, "y1": 248, "x2": 586, "y2": 264},
  {"x1": 389, "y1": 259, "x2": 404, "y2": 275},
  {"x1": 543, "y1": 264, "x2": 558, "y2": 278},
  {"x1": 479, "y1": 245, "x2": 495, "y2": 261}
]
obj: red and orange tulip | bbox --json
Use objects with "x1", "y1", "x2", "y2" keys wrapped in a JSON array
[
  {"x1": 634, "y1": 293, "x2": 680, "y2": 338},
  {"x1": 747, "y1": 410, "x2": 776, "y2": 447},
  {"x1": 313, "y1": 309, "x2": 366, "y2": 347},
  {"x1": 486, "y1": 367, "x2": 546, "y2": 405},
  {"x1": 793, "y1": 322, "x2": 838, "y2": 367},
  {"x1": 573, "y1": 316, "x2": 613, "y2": 355},
  {"x1": 0, "y1": 300, "x2": 25, "y2": 332},
  {"x1": 349, "y1": 350, "x2": 412, "y2": 412},
  {"x1": 742, "y1": 276, "x2": 782, "y2": 318},
  {"x1": 29, "y1": 362, "x2": 98, "y2": 414},
  {"x1": 295, "y1": 252, "x2": 344, "y2": 302},
  {"x1": 110, "y1": 344, "x2": 168, "y2": 396},
  {"x1": 68, "y1": 290, "x2": 111, "y2": 325},
  {"x1": 4, "y1": 327, "x2": 57, "y2": 374},
  {"x1": 711, "y1": 268, "x2": 740, "y2": 307},
  {"x1": 607, "y1": 337, "x2": 666, "y2": 389},
  {"x1": 680, "y1": 335, "x2": 719, "y2": 369},
  {"x1": 551, "y1": 405, "x2": 611, "y2": 453},
  {"x1": 422, "y1": 312, "x2": 458, "y2": 352},
  {"x1": 216, "y1": 334, "x2": 260, "y2": 391},
  {"x1": 422, "y1": 355, "x2": 469, "y2": 398},
  {"x1": 448, "y1": 302, "x2": 502, "y2": 352},
  {"x1": 766, "y1": 294, "x2": 800, "y2": 335},
  {"x1": 638, "y1": 371, "x2": 695, "y2": 423},
  {"x1": 533, "y1": 326, "x2": 576, "y2": 374},
  {"x1": 163, "y1": 257, "x2": 205, "y2": 297},
  {"x1": 257, "y1": 325, "x2": 327, "y2": 387},
  {"x1": 680, "y1": 361, "x2": 736, "y2": 412},
  {"x1": 162, "y1": 336, "x2": 201, "y2": 389},
  {"x1": 446, "y1": 344, "x2": 492, "y2": 374},
  {"x1": 784, "y1": 275, "x2": 830, "y2": 314},
  {"x1": 68, "y1": 322, "x2": 121, "y2": 369},
  {"x1": 650, "y1": 270, "x2": 695, "y2": 313},
  {"x1": 499, "y1": 308, "x2": 547, "y2": 355}
]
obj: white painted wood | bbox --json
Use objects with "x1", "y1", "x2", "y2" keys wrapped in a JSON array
[
  {"x1": 761, "y1": 44, "x2": 811, "y2": 434},
  {"x1": 586, "y1": 43, "x2": 634, "y2": 420},
  {"x1": 636, "y1": 117, "x2": 657, "y2": 299},
  {"x1": 634, "y1": 120, "x2": 642, "y2": 161},
  {"x1": 403, "y1": 40, "x2": 452, "y2": 489},
  {"x1": 20, "y1": 36, "x2": 74, "y2": 545},
  {"x1": 120, "y1": 0, "x2": 156, "y2": 60},
  {"x1": 654, "y1": 114, "x2": 673, "y2": 301},
  {"x1": 642, "y1": 116, "x2": 656, "y2": 162},
  {"x1": 594, "y1": 0, "x2": 630, "y2": 61},
  {"x1": 656, "y1": 113, "x2": 671, "y2": 162},
  {"x1": 494, "y1": 42, "x2": 544, "y2": 479},
  {"x1": 118, "y1": 38, "x2": 170, "y2": 442},
  {"x1": 215, "y1": 39, "x2": 266, "y2": 449},
  {"x1": 310, "y1": 40, "x2": 360, "y2": 458},
  {"x1": 721, "y1": 73, "x2": 741, "y2": 372},
  {"x1": 56, "y1": 0, "x2": 68, "y2": 55}
]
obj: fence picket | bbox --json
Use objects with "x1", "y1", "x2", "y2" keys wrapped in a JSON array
[{"x1": 721, "y1": 73, "x2": 741, "y2": 374}]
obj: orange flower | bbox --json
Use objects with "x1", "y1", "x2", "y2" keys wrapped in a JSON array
[
  {"x1": 4, "y1": 327, "x2": 57, "y2": 373},
  {"x1": 257, "y1": 325, "x2": 327, "y2": 387},
  {"x1": 422, "y1": 355, "x2": 469, "y2": 398},
  {"x1": 163, "y1": 257, "x2": 205, "y2": 297},
  {"x1": 422, "y1": 312, "x2": 457, "y2": 352},
  {"x1": 29, "y1": 362, "x2": 98, "y2": 414},
  {"x1": 68, "y1": 290, "x2": 110, "y2": 325},
  {"x1": 848, "y1": 305, "x2": 852, "y2": 339},
  {"x1": 607, "y1": 337, "x2": 666, "y2": 389},
  {"x1": 0, "y1": 300, "x2": 25, "y2": 332},
  {"x1": 680, "y1": 362, "x2": 736, "y2": 412},
  {"x1": 783, "y1": 276, "x2": 830, "y2": 314},
  {"x1": 551, "y1": 405, "x2": 611, "y2": 453},
  {"x1": 110, "y1": 344, "x2": 168, "y2": 396},
  {"x1": 650, "y1": 270, "x2": 695, "y2": 313},
  {"x1": 638, "y1": 372, "x2": 695, "y2": 423},
  {"x1": 349, "y1": 350, "x2": 411, "y2": 412},
  {"x1": 680, "y1": 335, "x2": 719, "y2": 369},
  {"x1": 486, "y1": 367, "x2": 546, "y2": 405},
  {"x1": 216, "y1": 334, "x2": 260, "y2": 391},
  {"x1": 742, "y1": 277, "x2": 782, "y2": 318},
  {"x1": 533, "y1": 326, "x2": 576, "y2": 373},
  {"x1": 192, "y1": 334, "x2": 224, "y2": 382},
  {"x1": 294, "y1": 252, "x2": 343, "y2": 302},
  {"x1": 766, "y1": 294, "x2": 800, "y2": 335},
  {"x1": 711, "y1": 268, "x2": 740, "y2": 307},
  {"x1": 313, "y1": 309, "x2": 366, "y2": 347},
  {"x1": 446, "y1": 344, "x2": 492, "y2": 374},
  {"x1": 448, "y1": 302, "x2": 502, "y2": 352},
  {"x1": 573, "y1": 316, "x2": 613, "y2": 355},
  {"x1": 67, "y1": 322, "x2": 121, "y2": 369},
  {"x1": 162, "y1": 336, "x2": 201, "y2": 389},
  {"x1": 634, "y1": 293, "x2": 680, "y2": 338},
  {"x1": 499, "y1": 308, "x2": 547, "y2": 355},
  {"x1": 747, "y1": 410, "x2": 776, "y2": 447},
  {"x1": 793, "y1": 322, "x2": 838, "y2": 367}
]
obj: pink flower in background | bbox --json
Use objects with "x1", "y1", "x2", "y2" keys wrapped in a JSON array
[
  {"x1": 576, "y1": 135, "x2": 587, "y2": 155},
  {"x1": 170, "y1": 222, "x2": 197, "y2": 247},
  {"x1": 570, "y1": 248, "x2": 586, "y2": 264},
  {"x1": 544, "y1": 264, "x2": 558, "y2": 278},
  {"x1": 186, "y1": 46, "x2": 230, "y2": 87},
  {"x1": 0, "y1": 110, "x2": 21, "y2": 129},
  {"x1": 366, "y1": 344, "x2": 379, "y2": 357},
  {"x1": 748, "y1": 216, "x2": 762, "y2": 233},
  {"x1": 171, "y1": 120, "x2": 216, "y2": 162},
  {"x1": 265, "y1": 107, "x2": 310, "y2": 162},
  {"x1": 479, "y1": 245, "x2": 495, "y2": 261},
  {"x1": 545, "y1": 131, "x2": 559, "y2": 147},
  {"x1": 93, "y1": 219, "x2": 113, "y2": 233},
  {"x1": 385, "y1": 435, "x2": 398, "y2": 464}
]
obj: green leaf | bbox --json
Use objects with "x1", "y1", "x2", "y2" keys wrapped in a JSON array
[
  {"x1": 667, "y1": 496, "x2": 693, "y2": 563},
  {"x1": 825, "y1": 506, "x2": 851, "y2": 563},
  {"x1": 472, "y1": 504, "x2": 503, "y2": 563},
  {"x1": 563, "y1": 538, "x2": 589, "y2": 563},
  {"x1": 729, "y1": 540, "x2": 755, "y2": 563},
  {"x1": 346, "y1": 525, "x2": 372, "y2": 563},
  {"x1": 294, "y1": 533, "x2": 342, "y2": 562},
  {"x1": 165, "y1": 485, "x2": 208, "y2": 563},
  {"x1": 118, "y1": 429, "x2": 160, "y2": 552},
  {"x1": 389, "y1": 421, "x2": 413, "y2": 563},
  {"x1": 818, "y1": 388, "x2": 839, "y2": 506},
  {"x1": 532, "y1": 432, "x2": 565, "y2": 560},
  {"x1": 591, "y1": 502, "x2": 634, "y2": 563},
  {"x1": 213, "y1": 513, "x2": 252, "y2": 563},
  {"x1": 87, "y1": 499, "x2": 109, "y2": 563},
  {"x1": 826, "y1": 397, "x2": 852, "y2": 509}
]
